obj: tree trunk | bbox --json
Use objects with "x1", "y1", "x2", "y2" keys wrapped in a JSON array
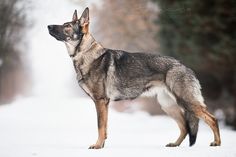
[
  {"x1": 0, "y1": 68, "x2": 2, "y2": 104},
  {"x1": 233, "y1": 70, "x2": 236, "y2": 130}
]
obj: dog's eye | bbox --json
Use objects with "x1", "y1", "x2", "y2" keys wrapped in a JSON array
[{"x1": 64, "y1": 24, "x2": 71, "y2": 28}]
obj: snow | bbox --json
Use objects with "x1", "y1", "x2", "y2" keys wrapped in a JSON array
[
  {"x1": 0, "y1": 97, "x2": 236, "y2": 157},
  {"x1": 0, "y1": 0, "x2": 235, "y2": 156}
]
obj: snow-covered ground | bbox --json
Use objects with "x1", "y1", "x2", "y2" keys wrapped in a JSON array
[
  {"x1": 0, "y1": 0, "x2": 235, "y2": 156},
  {"x1": 0, "y1": 97, "x2": 236, "y2": 157}
]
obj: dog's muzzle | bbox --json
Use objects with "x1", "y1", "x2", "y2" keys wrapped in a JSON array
[
  {"x1": 47, "y1": 25, "x2": 65, "y2": 41},
  {"x1": 47, "y1": 25, "x2": 54, "y2": 31}
]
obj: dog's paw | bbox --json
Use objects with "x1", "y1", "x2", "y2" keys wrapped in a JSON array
[
  {"x1": 88, "y1": 144, "x2": 103, "y2": 149},
  {"x1": 210, "y1": 141, "x2": 221, "y2": 146},
  {"x1": 166, "y1": 143, "x2": 179, "y2": 147}
]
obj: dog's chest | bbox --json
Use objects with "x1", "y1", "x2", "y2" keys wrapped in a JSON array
[
  {"x1": 79, "y1": 81, "x2": 94, "y2": 99},
  {"x1": 73, "y1": 54, "x2": 92, "y2": 82}
]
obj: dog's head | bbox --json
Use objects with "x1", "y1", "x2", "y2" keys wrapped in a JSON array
[{"x1": 48, "y1": 7, "x2": 89, "y2": 44}]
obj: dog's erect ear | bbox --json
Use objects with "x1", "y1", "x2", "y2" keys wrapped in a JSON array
[
  {"x1": 79, "y1": 7, "x2": 89, "y2": 34},
  {"x1": 72, "y1": 10, "x2": 78, "y2": 22},
  {"x1": 80, "y1": 7, "x2": 89, "y2": 26}
]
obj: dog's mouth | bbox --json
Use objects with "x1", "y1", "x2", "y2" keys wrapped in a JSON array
[{"x1": 48, "y1": 31, "x2": 64, "y2": 41}]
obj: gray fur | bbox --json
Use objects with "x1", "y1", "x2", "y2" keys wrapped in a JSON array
[{"x1": 47, "y1": 7, "x2": 221, "y2": 148}]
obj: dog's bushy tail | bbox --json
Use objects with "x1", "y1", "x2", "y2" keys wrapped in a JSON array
[{"x1": 185, "y1": 111, "x2": 199, "y2": 146}]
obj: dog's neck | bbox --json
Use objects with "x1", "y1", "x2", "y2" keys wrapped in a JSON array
[{"x1": 66, "y1": 33, "x2": 105, "y2": 78}]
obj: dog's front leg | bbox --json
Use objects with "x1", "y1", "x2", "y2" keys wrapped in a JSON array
[{"x1": 89, "y1": 98, "x2": 109, "y2": 149}]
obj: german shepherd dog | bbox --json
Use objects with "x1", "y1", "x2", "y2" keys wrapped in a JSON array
[{"x1": 48, "y1": 8, "x2": 221, "y2": 149}]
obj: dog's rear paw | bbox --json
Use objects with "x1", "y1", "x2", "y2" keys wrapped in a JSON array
[
  {"x1": 89, "y1": 144, "x2": 101, "y2": 149},
  {"x1": 88, "y1": 144, "x2": 103, "y2": 149},
  {"x1": 210, "y1": 141, "x2": 221, "y2": 146},
  {"x1": 166, "y1": 143, "x2": 179, "y2": 147}
]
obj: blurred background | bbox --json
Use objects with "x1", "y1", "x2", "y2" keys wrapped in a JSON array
[{"x1": 0, "y1": 0, "x2": 235, "y2": 129}]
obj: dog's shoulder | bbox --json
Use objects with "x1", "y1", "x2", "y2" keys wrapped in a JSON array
[{"x1": 89, "y1": 49, "x2": 116, "y2": 73}]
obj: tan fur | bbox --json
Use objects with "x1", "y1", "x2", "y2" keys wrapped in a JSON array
[
  {"x1": 89, "y1": 98, "x2": 109, "y2": 149},
  {"x1": 72, "y1": 33, "x2": 105, "y2": 76},
  {"x1": 162, "y1": 105, "x2": 187, "y2": 147},
  {"x1": 82, "y1": 23, "x2": 89, "y2": 34},
  {"x1": 192, "y1": 103, "x2": 221, "y2": 146}
]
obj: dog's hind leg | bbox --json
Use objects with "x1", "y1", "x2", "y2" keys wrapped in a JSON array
[
  {"x1": 166, "y1": 66, "x2": 221, "y2": 146},
  {"x1": 192, "y1": 102, "x2": 221, "y2": 146},
  {"x1": 89, "y1": 98, "x2": 109, "y2": 149},
  {"x1": 162, "y1": 105, "x2": 187, "y2": 147},
  {"x1": 156, "y1": 88, "x2": 187, "y2": 147}
]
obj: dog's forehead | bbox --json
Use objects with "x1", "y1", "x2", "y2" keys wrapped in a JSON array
[
  {"x1": 63, "y1": 20, "x2": 79, "y2": 26},
  {"x1": 63, "y1": 21, "x2": 73, "y2": 25}
]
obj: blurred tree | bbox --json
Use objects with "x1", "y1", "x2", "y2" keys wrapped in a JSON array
[
  {"x1": 92, "y1": 0, "x2": 159, "y2": 52},
  {"x1": 0, "y1": 0, "x2": 30, "y2": 104},
  {"x1": 154, "y1": 0, "x2": 236, "y2": 128}
]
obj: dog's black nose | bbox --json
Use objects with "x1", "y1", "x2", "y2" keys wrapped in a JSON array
[{"x1": 47, "y1": 25, "x2": 53, "y2": 31}]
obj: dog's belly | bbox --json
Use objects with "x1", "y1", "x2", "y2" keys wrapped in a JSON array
[
  {"x1": 106, "y1": 85, "x2": 141, "y2": 101},
  {"x1": 141, "y1": 83, "x2": 178, "y2": 108},
  {"x1": 106, "y1": 79, "x2": 178, "y2": 109},
  {"x1": 106, "y1": 86, "x2": 122, "y2": 101}
]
